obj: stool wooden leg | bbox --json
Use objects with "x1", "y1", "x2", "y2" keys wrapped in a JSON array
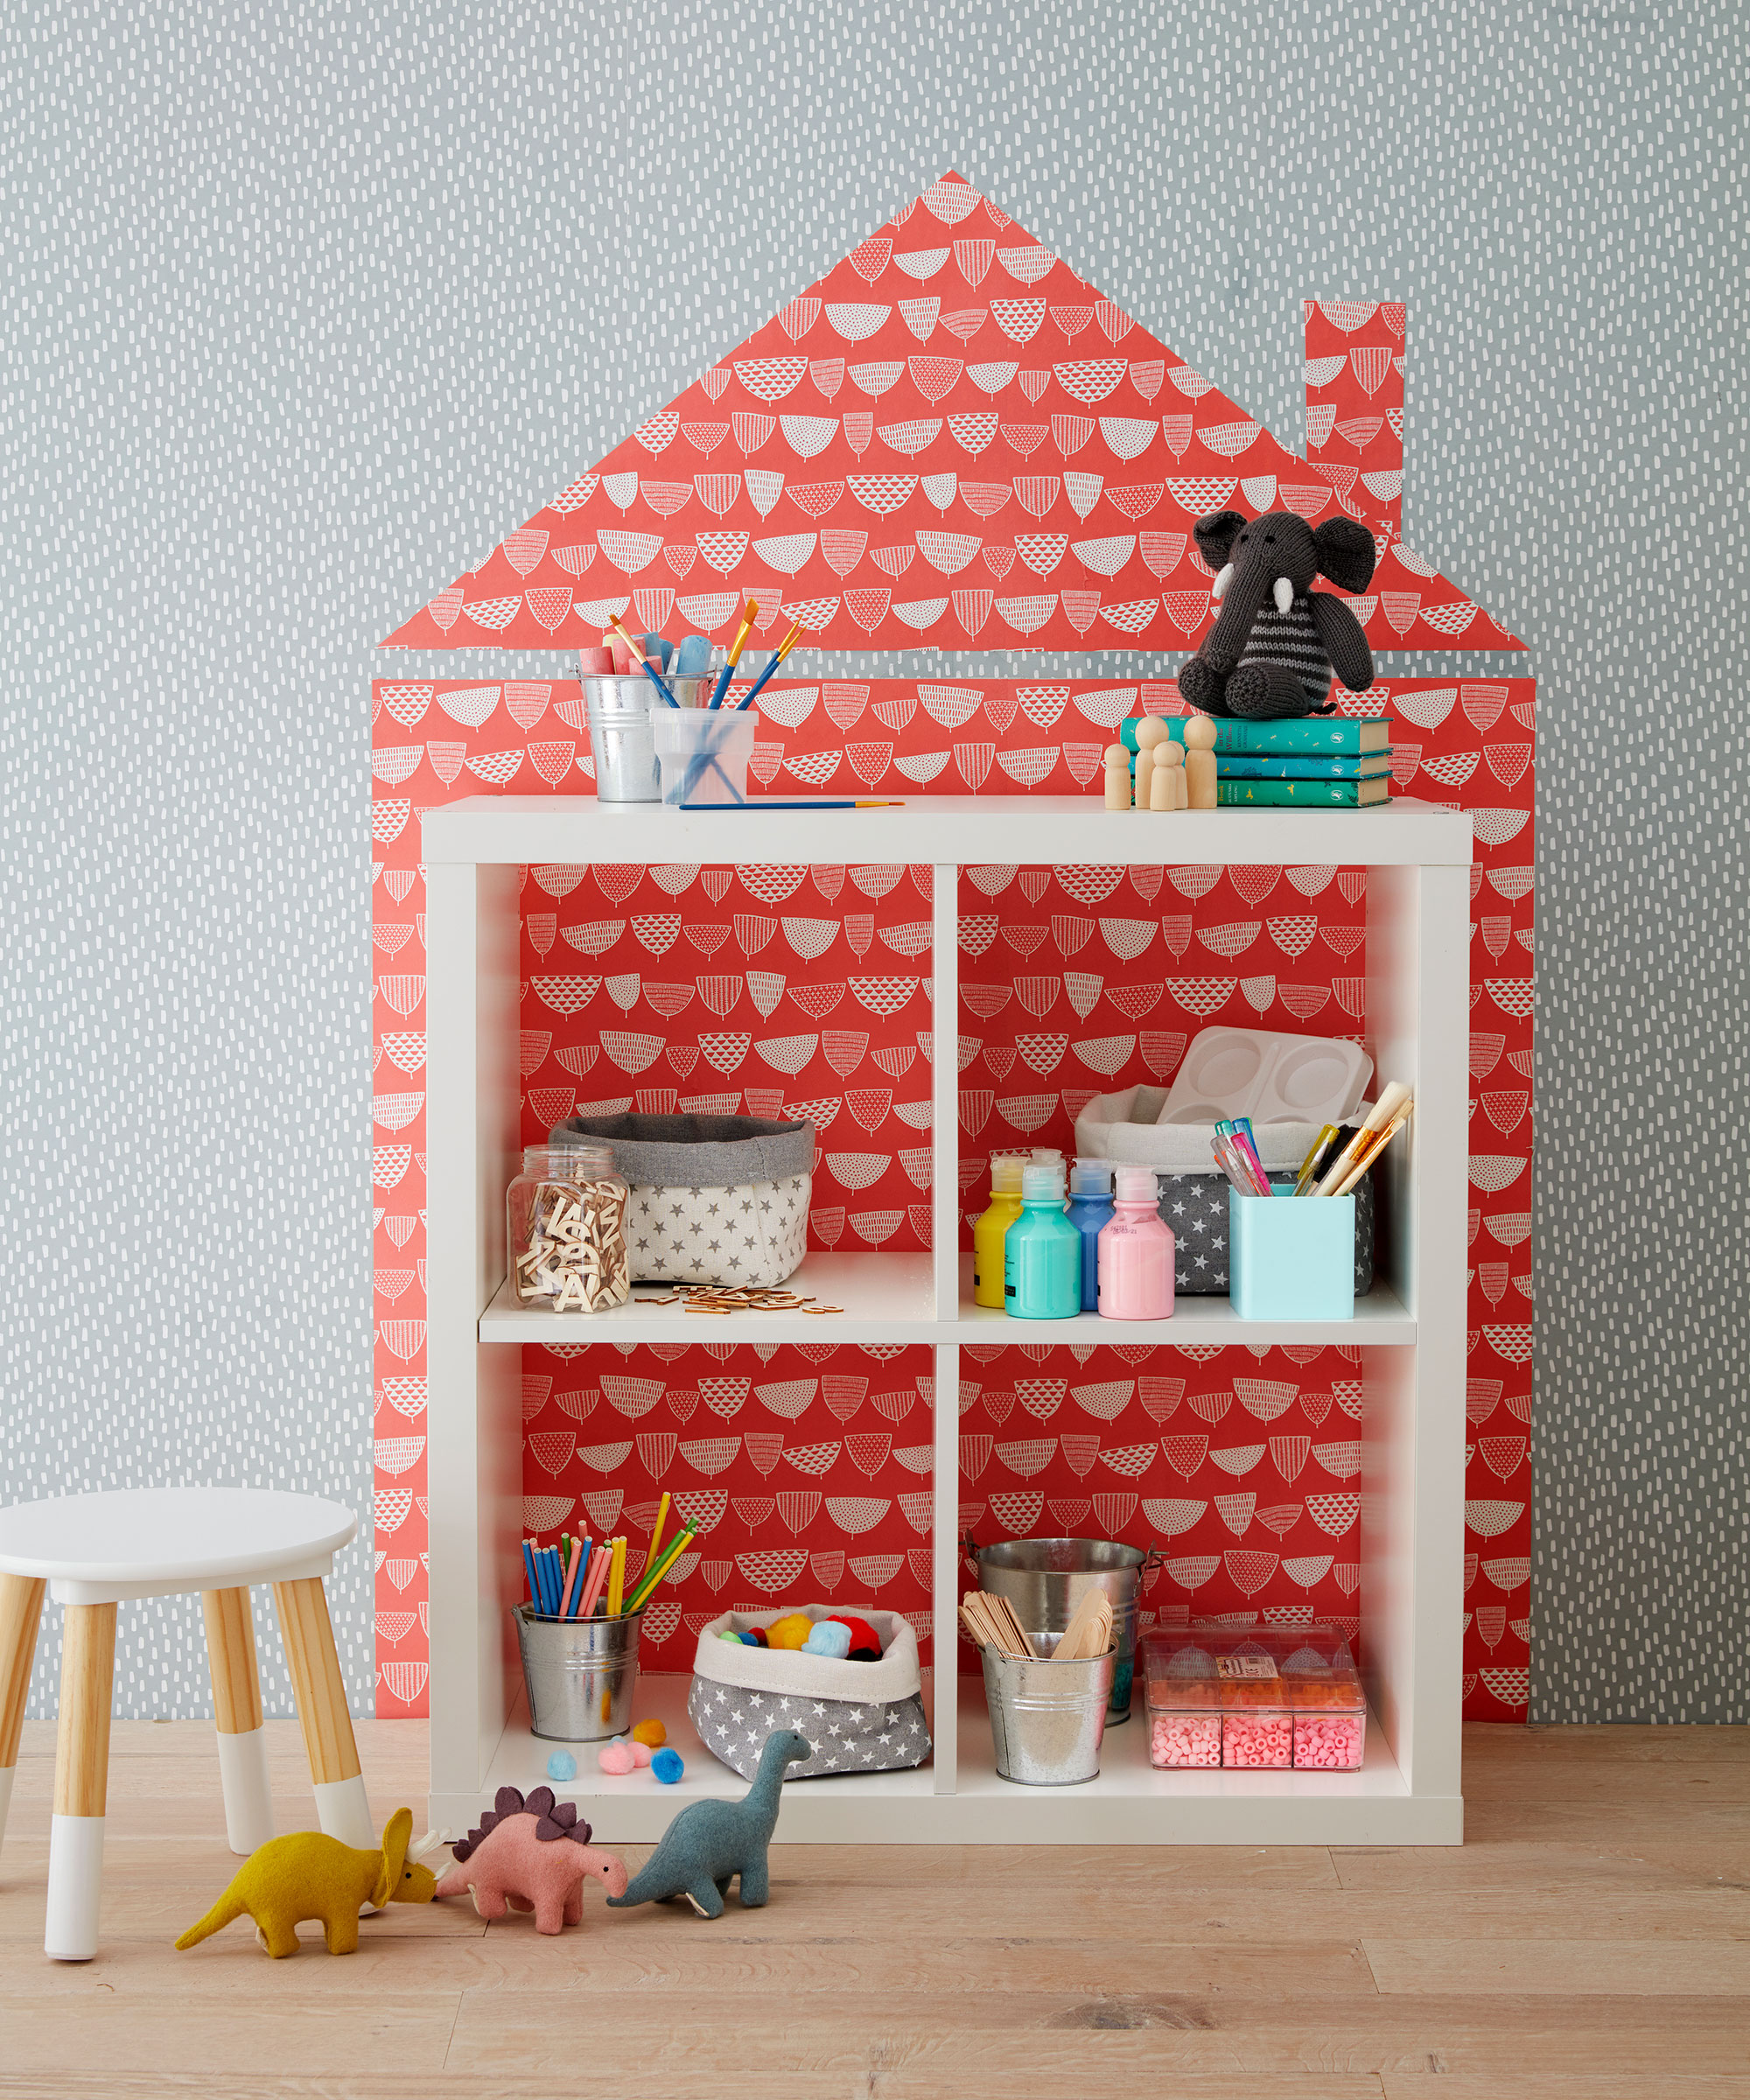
[
  {"x1": 46, "y1": 1601, "x2": 116, "y2": 1961},
  {"x1": 201, "y1": 1588, "x2": 273, "y2": 1856},
  {"x1": 0, "y1": 1574, "x2": 47, "y2": 1865},
  {"x1": 271, "y1": 1578, "x2": 371, "y2": 1849}
]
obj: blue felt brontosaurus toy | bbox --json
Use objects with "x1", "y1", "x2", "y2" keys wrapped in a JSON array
[{"x1": 606, "y1": 1728, "x2": 810, "y2": 1918}]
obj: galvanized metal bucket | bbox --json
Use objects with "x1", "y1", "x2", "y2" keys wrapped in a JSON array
[
  {"x1": 514, "y1": 1604, "x2": 642, "y2": 1740},
  {"x1": 966, "y1": 1535, "x2": 1160, "y2": 1721},
  {"x1": 584, "y1": 673, "x2": 714, "y2": 803},
  {"x1": 980, "y1": 1639, "x2": 1116, "y2": 1786}
]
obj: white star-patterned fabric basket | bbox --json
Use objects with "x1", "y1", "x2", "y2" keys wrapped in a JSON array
[
  {"x1": 550, "y1": 1111, "x2": 814, "y2": 1287},
  {"x1": 689, "y1": 1605, "x2": 932, "y2": 1782},
  {"x1": 1072, "y1": 1086, "x2": 1375, "y2": 1295}
]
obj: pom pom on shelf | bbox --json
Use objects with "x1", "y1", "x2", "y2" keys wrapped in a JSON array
[
  {"x1": 632, "y1": 1740, "x2": 654, "y2": 1768},
  {"x1": 651, "y1": 1747, "x2": 685, "y2": 1785},
  {"x1": 828, "y1": 1614, "x2": 884, "y2": 1661},
  {"x1": 766, "y1": 1613, "x2": 814, "y2": 1651},
  {"x1": 545, "y1": 1750, "x2": 578, "y2": 1782},
  {"x1": 632, "y1": 1718, "x2": 668, "y2": 1747},
  {"x1": 802, "y1": 1620, "x2": 852, "y2": 1659},
  {"x1": 598, "y1": 1740, "x2": 637, "y2": 1775}
]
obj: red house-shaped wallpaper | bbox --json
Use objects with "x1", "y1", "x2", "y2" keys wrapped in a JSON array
[{"x1": 370, "y1": 173, "x2": 1532, "y2": 1726}]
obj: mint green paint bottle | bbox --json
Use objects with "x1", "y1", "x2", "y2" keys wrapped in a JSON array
[{"x1": 1003, "y1": 1163, "x2": 1081, "y2": 1320}]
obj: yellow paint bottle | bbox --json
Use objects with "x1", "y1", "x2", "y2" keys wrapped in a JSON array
[{"x1": 972, "y1": 1156, "x2": 1026, "y2": 1309}]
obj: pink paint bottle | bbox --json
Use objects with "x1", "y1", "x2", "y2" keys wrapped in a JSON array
[{"x1": 1096, "y1": 1166, "x2": 1174, "y2": 1320}]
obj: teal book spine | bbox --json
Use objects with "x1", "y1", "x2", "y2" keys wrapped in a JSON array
[
  {"x1": 1215, "y1": 754, "x2": 1393, "y2": 780},
  {"x1": 1214, "y1": 777, "x2": 1390, "y2": 807},
  {"x1": 1165, "y1": 716, "x2": 1391, "y2": 754}
]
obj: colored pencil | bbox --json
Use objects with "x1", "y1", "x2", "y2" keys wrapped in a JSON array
[
  {"x1": 1293, "y1": 1124, "x2": 1340, "y2": 1196},
  {"x1": 733, "y1": 618, "x2": 803, "y2": 710},
  {"x1": 624, "y1": 1519, "x2": 698, "y2": 1615},
  {"x1": 606, "y1": 1536, "x2": 626, "y2": 1618},
  {"x1": 708, "y1": 598, "x2": 760, "y2": 709},
  {"x1": 522, "y1": 1540, "x2": 539, "y2": 1609},
  {"x1": 578, "y1": 1544, "x2": 612, "y2": 1620},
  {"x1": 648, "y1": 1490, "x2": 671, "y2": 1567},
  {"x1": 557, "y1": 1537, "x2": 583, "y2": 1619}
]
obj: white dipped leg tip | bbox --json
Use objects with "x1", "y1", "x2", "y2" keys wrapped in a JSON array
[
  {"x1": 312, "y1": 1773, "x2": 374, "y2": 1851},
  {"x1": 215, "y1": 1726, "x2": 275, "y2": 1856},
  {"x1": 45, "y1": 1814, "x2": 105, "y2": 1961}
]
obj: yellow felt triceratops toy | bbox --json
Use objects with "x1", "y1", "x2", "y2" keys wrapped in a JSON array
[{"x1": 175, "y1": 1807, "x2": 447, "y2": 1957}]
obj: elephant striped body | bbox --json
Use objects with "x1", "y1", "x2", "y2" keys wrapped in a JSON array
[{"x1": 1237, "y1": 598, "x2": 1333, "y2": 710}]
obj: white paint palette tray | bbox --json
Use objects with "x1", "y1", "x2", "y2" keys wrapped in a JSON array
[{"x1": 1158, "y1": 1026, "x2": 1374, "y2": 1128}]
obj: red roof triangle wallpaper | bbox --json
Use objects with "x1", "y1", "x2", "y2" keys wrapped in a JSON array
[{"x1": 382, "y1": 172, "x2": 1521, "y2": 655}]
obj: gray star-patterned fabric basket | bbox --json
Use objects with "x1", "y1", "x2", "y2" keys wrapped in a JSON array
[
  {"x1": 550, "y1": 1111, "x2": 814, "y2": 1288},
  {"x1": 1074, "y1": 1085, "x2": 1374, "y2": 1295},
  {"x1": 688, "y1": 1605, "x2": 931, "y2": 1781}
]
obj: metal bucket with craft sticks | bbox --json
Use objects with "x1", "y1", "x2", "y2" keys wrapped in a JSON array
[
  {"x1": 964, "y1": 1535, "x2": 1160, "y2": 1721},
  {"x1": 961, "y1": 1586, "x2": 1118, "y2": 1787}
]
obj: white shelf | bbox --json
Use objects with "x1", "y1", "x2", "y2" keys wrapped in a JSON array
[
  {"x1": 479, "y1": 1255, "x2": 1413, "y2": 1348},
  {"x1": 424, "y1": 794, "x2": 1474, "y2": 870},
  {"x1": 432, "y1": 1671, "x2": 1458, "y2": 1846},
  {"x1": 479, "y1": 1252, "x2": 939, "y2": 1345}
]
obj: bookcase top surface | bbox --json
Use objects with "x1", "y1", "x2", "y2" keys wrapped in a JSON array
[{"x1": 422, "y1": 796, "x2": 1474, "y2": 868}]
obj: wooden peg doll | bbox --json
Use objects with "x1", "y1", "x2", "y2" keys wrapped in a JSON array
[
  {"x1": 1103, "y1": 743, "x2": 1132, "y2": 809},
  {"x1": 1133, "y1": 717, "x2": 1167, "y2": 811},
  {"x1": 1150, "y1": 741, "x2": 1185, "y2": 811},
  {"x1": 1183, "y1": 716, "x2": 1218, "y2": 809}
]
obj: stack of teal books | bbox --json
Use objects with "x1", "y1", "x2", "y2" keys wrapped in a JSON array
[{"x1": 1164, "y1": 717, "x2": 1393, "y2": 807}]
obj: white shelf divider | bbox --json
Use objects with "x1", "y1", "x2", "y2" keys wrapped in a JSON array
[{"x1": 422, "y1": 796, "x2": 1471, "y2": 1846}]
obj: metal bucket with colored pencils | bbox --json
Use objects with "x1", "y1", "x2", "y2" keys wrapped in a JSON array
[{"x1": 514, "y1": 1604, "x2": 644, "y2": 1740}]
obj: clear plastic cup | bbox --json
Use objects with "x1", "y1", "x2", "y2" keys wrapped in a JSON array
[{"x1": 651, "y1": 706, "x2": 760, "y2": 806}]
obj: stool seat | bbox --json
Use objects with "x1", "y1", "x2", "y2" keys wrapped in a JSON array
[
  {"x1": 0, "y1": 1488, "x2": 357, "y2": 1605},
  {"x1": 0, "y1": 1486, "x2": 373, "y2": 1961}
]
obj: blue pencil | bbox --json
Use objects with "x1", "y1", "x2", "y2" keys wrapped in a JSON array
[
  {"x1": 570, "y1": 1538, "x2": 592, "y2": 1617},
  {"x1": 538, "y1": 1547, "x2": 558, "y2": 1616},
  {"x1": 521, "y1": 1540, "x2": 539, "y2": 1610}
]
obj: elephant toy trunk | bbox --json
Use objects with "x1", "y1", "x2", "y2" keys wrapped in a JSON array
[{"x1": 1200, "y1": 562, "x2": 1277, "y2": 675}]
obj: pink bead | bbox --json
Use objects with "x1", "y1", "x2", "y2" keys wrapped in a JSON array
[
  {"x1": 597, "y1": 1740, "x2": 636, "y2": 1774},
  {"x1": 1222, "y1": 1713, "x2": 1292, "y2": 1768},
  {"x1": 1294, "y1": 1713, "x2": 1366, "y2": 1769},
  {"x1": 1149, "y1": 1713, "x2": 1222, "y2": 1768}
]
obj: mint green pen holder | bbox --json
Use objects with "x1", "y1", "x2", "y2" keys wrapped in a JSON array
[{"x1": 1228, "y1": 1186, "x2": 1356, "y2": 1320}]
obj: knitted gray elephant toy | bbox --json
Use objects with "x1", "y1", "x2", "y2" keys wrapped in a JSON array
[{"x1": 1176, "y1": 508, "x2": 1378, "y2": 720}]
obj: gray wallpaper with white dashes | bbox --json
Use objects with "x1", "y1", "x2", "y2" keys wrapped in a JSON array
[{"x1": 5, "y1": 2, "x2": 1743, "y2": 1721}]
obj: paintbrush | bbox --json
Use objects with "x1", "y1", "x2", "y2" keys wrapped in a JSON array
[
  {"x1": 733, "y1": 618, "x2": 804, "y2": 710},
  {"x1": 707, "y1": 598, "x2": 760, "y2": 709}
]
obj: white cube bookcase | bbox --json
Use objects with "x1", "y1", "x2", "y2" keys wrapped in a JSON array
[{"x1": 424, "y1": 796, "x2": 1470, "y2": 1843}]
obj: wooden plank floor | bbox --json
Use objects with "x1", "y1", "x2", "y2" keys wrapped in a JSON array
[{"x1": 0, "y1": 1718, "x2": 1745, "y2": 2098}]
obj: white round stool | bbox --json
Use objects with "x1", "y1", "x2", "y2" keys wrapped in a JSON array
[{"x1": 0, "y1": 1487, "x2": 370, "y2": 1961}]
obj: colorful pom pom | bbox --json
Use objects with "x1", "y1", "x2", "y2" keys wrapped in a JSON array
[
  {"x1": 803, "y1": 1620, "x2": 852, "y2": 1658},
  {"x1": 544, "y1": 1749, "x2": 578, "y2": 1782},
  {"x1": 597, "y1": 1740, "x2": 636, "y2": 1775},
  {"x1": 632, "y1": 1718, "x2": 667, "y2": 1746},
  {"x1": 651, "y1": 1746, "x2": 684, "y2": 1784},
  {"x1": 631, "y1": 1739, "x2": 654, "y2": 1768},
  {"x1": 829, "y1": 1614, "x2": 883, "y2": 1661},
  {"x1": 766, "y1": 1613, "x2": 814, "y2": 1650}
]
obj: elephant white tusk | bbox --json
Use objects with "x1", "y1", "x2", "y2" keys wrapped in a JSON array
[
  {"x1": 1211, "y1": 562, "x2": 1234, "y2": 602},
  {"x1": 1273, "y1": 577, "x2": 1294, "y2": 616}
]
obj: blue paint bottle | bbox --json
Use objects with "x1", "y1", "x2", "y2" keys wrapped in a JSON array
[
  {"x1": 1003, "y1": 1163, "x2": 1081, "y2": 1320},
  {"x1": 1067, "y1": 1158, "x2": 1115, "y2": 1312}
]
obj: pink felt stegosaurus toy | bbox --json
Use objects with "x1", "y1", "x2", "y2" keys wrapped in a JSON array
[{"x1": 434, "y1": 1785, "x2": 628, "y2": 1932}]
